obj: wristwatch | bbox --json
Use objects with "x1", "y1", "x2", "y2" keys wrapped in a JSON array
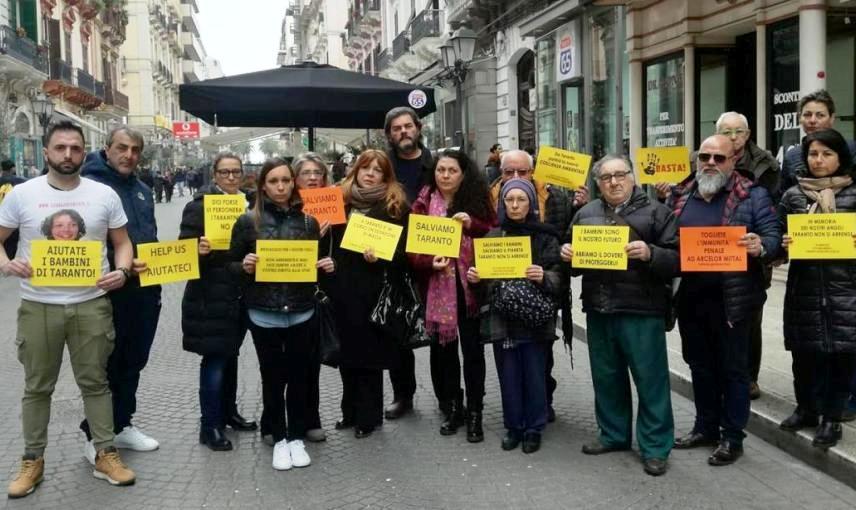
[{"x1": 117, "y1": 267, "x2": 132, "y2": 280}]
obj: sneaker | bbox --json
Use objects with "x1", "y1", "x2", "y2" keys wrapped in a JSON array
[
  {"x1": 305, "y1": 428, "x2": 327, "y2": 442},
  {"x1": 7, "y1": 455, "x2": 44, "y2": 499},
  {"x1": 93, "y1": 447, "x2": 136, "y2": 486},
  {"x1": 84, "y1": 439, "x2": 96, "y2": 466},
  {"x1": 272, "y1": 440, "x2": 292, "y2": 470},
  {"x1": 288, "y1": 440, "x2": 311, "y2": 468},
  {"x1": 113, "y1": 426, "x2": 159, "y2": 451}
]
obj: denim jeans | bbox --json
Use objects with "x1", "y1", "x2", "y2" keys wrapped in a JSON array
[{"x1": 200, "y1": 355, "x2": 230, "y2": 429}]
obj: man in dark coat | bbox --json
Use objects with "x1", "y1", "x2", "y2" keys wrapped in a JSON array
[
  {"x1": 79, "y1": 126, "x2": 161, "y2": 461},
  {"x1": 669, "y1": 135, "x2": 781, "y2": 467}
]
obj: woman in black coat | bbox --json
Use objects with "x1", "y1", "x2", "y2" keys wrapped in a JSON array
[
  {"x1": 180, "y1": 152, "x2": 254, "y2": 452},
  {"x1": 778, "y1": 129, "x2": 856, "y2": 448},
  {"x1": 329, "y1": 149, "x2": 410, "y2": 438}
]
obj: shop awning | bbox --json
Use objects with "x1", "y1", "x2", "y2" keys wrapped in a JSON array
[{"x1": 518, "y1": 0, "x2": 592, "y2": 38}]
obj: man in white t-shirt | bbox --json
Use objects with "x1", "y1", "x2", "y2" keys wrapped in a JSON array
[{"x1": 0, "y1": 121, "x2": 138, "y2": 498}]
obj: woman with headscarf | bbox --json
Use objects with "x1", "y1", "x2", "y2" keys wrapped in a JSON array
[{"x1": 466, "y1": 178, "x2": 562, "y2": 454}]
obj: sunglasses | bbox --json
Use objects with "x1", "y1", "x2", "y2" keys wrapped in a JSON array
[{"x1": 697, "y1": 153, "x2": 729, "y2": 164}]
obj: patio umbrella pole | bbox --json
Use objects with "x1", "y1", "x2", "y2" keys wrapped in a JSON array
[{"x1": 308, "y1": 127, "x2": 315, "y2": 151}]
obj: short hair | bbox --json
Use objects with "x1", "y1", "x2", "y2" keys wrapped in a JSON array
[
  {"x1": 500, "y1": 150, "x2": 534, "y2": 170},
  {"x1": 798, "y1": 89, "x2": 835, "y2": 116},
  {"x1": 106, "y1": 125, "x2": 145, "y2": 150},
  {"x1": 490, "y1": 143, "x2": 502, "y2": 153},
  {"x1": 800, "y1": 129, "x2": 853, "y2": 177},
  {"x1": 1, "y1": 159, "x2": 14, "y2": 172},
  {"x1": 43, "y1": 120, "x2": 84, "y2": 147},
  {"x1": 212, "y1": 151, "x2": 243, "y2": 173},
  {"x1": 591, "y1": 154, "x2": 633, "y2": 180},
  {"x1": 292, "y1": 152, "x2": 329, "y2": 186},
  {"x1": 383, "y1": 106, "x2": 421, "y2": 135},
  {"x1": 40, "y1": 208, "x2": 87, "y2": 239},
  {"x1": 715, "y1": 112, "x2": 749, "y2": 132}
]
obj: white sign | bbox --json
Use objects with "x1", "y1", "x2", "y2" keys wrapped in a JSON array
[
  {"x1": 556, "y1": 20, "x2": 581, "y2": 83},
  {"x1": 408, "y1": 89, "x2": 428, "y2": 109}
]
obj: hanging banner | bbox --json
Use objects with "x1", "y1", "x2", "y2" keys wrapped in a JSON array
[
  {"x1": 299, "y1": 187, "x2": 347, "y2": 225},
  {"x1": 636, "y1": 146, "x2": 691, "y2": 184},
  {"x1": 30, "y1": 240, "x2": 102, "y2": 287},
  {"x1": 534, "y1": 145, "x2": 592, "y2": 190},
  {"x1": 256, "y1": 240, "x2": 319, "y2": 283},
  {"x1": 340, "y1": 213, "x2": 403, "y2": 261},
  {"x1": 405, "y1": 214, "x2": 462, "y2": 258},
  {"x1": 680, "y1": 226, "x2": 747, "y2": 272},
  {"x1": 788, "y1": 213, "x2": 856, "y2": 260},
  {"x1": 204, "y1": 195, "x2": 246, "y2": 250},
  {"x1": 571, "y1": 225, "x2": 630, "y2": 270},
  {"x1": 137, "y1": 239, "x2": 200, "y2": 287},
  {"x1": 474, "y1": 236, "x2": 532, "y2": 279}
]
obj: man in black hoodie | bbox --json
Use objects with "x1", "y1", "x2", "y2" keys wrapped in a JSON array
[{"x1": 79, "y1": 126, "x2": 162, "y2": 462}]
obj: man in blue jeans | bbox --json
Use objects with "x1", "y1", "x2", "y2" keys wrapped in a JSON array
[{"x1": 79, "y1": 126, "x2": 162, "y2": 461}]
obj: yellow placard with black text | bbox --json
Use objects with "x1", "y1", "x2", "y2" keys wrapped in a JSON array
[
  {"x1": 256, "y1": 240, "x2": 319, "y2": 282},
  {"x1": 405, "y1": 214, "x2": 462, "y2": 258},
  {"x1": 534, "y1": 145, "x2": 592, "y2": 190},
  {"x1": 788, "y1": 213, "x2": 856, "y2": 260},
  {"x1": 137, "y1": 239, "x2": 200, "y2": 287},
  {"x1": 30, "y1": 240, "x2": 102, "y2": 287},
  {"x1": 571, "y1": 225, "x2": 630, "y2": 270},
  {"x1": 340, "y1": 213, "x2": 403, "y2": 261},
  {"x1": 204, "y1": 195, "x2": 245, "y2": 250},
  {"x1": 636, "y1": 146, "x2": 691, "y2": 184},
  {"x1": 474, "y1": 236, "x2": 532, "y2": 279}
]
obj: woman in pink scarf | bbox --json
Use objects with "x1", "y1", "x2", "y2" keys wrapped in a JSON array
[{"x1": 409, "y1": 150, "x2": 495, "y2": 442}]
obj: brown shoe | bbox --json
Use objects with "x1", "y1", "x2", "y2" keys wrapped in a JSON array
[
  {"x1": 749, "y1": 382, "x2": 761, "y2": 400},
  {"x1": 94, "y1": 447, "x2": 136, "y2": 486},
  {"x1": 7, "y1": 455, "x2": 44, "y2": 499}
]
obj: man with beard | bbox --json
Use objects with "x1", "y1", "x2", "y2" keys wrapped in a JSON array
[
  {"x1": 668, "y1": 135, "x2": 781, "y2": 467},
  {"x1": 0, "y1": 121, "x2": 137, "y2": 497},
  {"x1": 382, "y1": 107, "x2": 435, "y2": 419}
]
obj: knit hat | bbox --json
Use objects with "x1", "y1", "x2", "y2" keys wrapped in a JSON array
[{"x1": 498, "y1": 178, "x2": 539, "y2": 223}]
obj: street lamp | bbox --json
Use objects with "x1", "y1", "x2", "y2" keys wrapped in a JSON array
[
  {"x1": 439, "y1": 26, "x2": 477, "y2": 154},
  {"x1": 31, "y1": 92, "x2": 54, "y2": 138}
]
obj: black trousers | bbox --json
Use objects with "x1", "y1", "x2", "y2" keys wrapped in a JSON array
[
  {"x1": 388, "y1": 348, "x2": 416, "y2": 402},
  {"x1": 791, "y1": 350, "x2": 856, "y2": 420},
  {"x1": 749, "y1": 307, "x2": 763, "y2": 382},
  {"x1": 339, "y1": 366, "x2": 383, "y2": 430},
  {"x1": 429, "y1": 315, "x2": 485, "y2": 411},
  {"x1": 250, "y1": 318, "x2": 313, "y2": 442}
]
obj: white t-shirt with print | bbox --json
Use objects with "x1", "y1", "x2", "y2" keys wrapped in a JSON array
[{"x1": 0, "y1": 175, "x2": 128, "y2": 305}]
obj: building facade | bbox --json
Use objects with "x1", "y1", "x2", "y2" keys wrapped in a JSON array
[{"x1": 279, "y1": 0, "x2": 349, "y2": 68}]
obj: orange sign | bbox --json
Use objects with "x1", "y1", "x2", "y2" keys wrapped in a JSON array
[
  {"x1": 680, "y1": 226, "x2": 747, "y2": 272},
  {"x1": 298, "y1": 187, "x2": 346, "y2": 225}
]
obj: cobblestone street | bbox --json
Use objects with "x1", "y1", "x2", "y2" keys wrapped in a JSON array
[{"x1": 1, "y1": 197, "x2": 855, "y2": 509}]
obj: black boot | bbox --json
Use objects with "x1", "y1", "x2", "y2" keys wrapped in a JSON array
[
  {"x1": 199, "y1": 427, "x2": 233, "y2": 451},
  {"x1": 466, "y1": 411, "x2": 484, "y2": 443},
  {"x1": 812, "y1": 421, "x2": 843, "y2": 449},
  {"x1": 440, "y1": 395, "x2": 465, "y2": 436}
]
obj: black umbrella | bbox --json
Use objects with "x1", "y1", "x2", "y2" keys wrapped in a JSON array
[{"x1": 179, "y1": 61, "x2": 436, "y2": 136}]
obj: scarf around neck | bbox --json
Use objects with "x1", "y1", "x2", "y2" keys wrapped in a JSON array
[
  {"x1": 425, "y1": 189, "x2": 477, "y2": 345},
  {"x1": 797, "y1": 175, "x2": 853, "y2": 213},
  {"x1": 349, "y1": 182, "x2": 388, "y2": 212}
]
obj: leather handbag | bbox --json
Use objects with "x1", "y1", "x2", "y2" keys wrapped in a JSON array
[
  {"x1": 370, "y1": 270, "x2": 430, "y2": 349},
  {"x1": 314, "y1": 287, "x2": 341, "y2": 368}
]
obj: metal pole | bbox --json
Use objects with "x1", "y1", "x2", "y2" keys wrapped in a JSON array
[
  {"x1": 308, "y1": 127, "x2": 315, "y2": 151},
  {"x1": 457, "y1": 79, "x2": 467, "y2": 154}
]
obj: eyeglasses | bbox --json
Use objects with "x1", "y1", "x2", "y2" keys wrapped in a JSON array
[
  {"x1": 215, "y1": 169, "x2": 242, "y2": 177},
  {"x1": 597, "y1": 170, "x2": 631, "y2": 183},
  {"x1": 298, "y1": 170, "x2": 325, "y2": 177},
  {"x1": 718, "y1": 129, "x2": 748, "y2": 137},
  {"x1": 697, "y1": 153, "x2": 729, "y2": 164},
  {"x1": 501, "y1": 168, "x2": 531, "y2": 178}
]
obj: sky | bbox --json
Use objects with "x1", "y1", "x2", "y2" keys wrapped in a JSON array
[{"x1": 197, "y1": 0, "x2": 284, "y2": 76}]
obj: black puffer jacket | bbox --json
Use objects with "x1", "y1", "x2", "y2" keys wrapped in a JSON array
[
  {"x1": 179, "y1": 185, "x2": 245, "y2": 356},
  {"x1": 570, "y1": 187, "x2": 679, "y2": 316},
  {"x1": 228, "y1": 198, "x2": 320, "y2": 313},
  {"x1": 779, "y1": 182, "x2": 856, "y2": 353}
]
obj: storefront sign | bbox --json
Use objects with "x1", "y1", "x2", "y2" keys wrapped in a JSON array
[
  {"x1": 340, "y1": 213, "x2": 403, "y2": 261},
  {"x1": 636, "y1": 146, "x2": 691, "y2": 184},
  {"x1": 645, "y1": 55, "x2": 685, "y2": 147},
  {"x1": 173, "y1": 122, "x2": 200, "y2": 140},
  {"x1": 680, "y1": 226, "x2": 747, "y2": 272},
  {"x1": 30, "y1": 240, "x2": 102, "y2": 286},
  {"x1": 788, "y1": 213, "x2": 856, "y2": 260},
  {"x1": 768, "y1": 20, "x2": 801, "y2": 165},
  {"x1": 137, "y1": 239, "x2": 200, "y2": 287},
  {"x1": 534, "y1": 145, "x2": 592, "y2": 190},
  {"x1": 405, "y1": 214, "x2": 462, "y2": 258},
  {"x1": 256, "y1": 240, "x2": 319, "y2": 282},
  {"x1": 571, "y1": 225, "x2": 629, "y2": 270},
  {"x1": 203, "y1": 195, "x2": 246, "y2": 250},
  {"x1": 474, "y1": 237, "x2": 532, "y2": 279},
  {"x1": 299, "y1": 187, "x2": 347, "y2": 225},
  {"x1": 556, "y1": 20, "x2": 581, "y2": 83}
]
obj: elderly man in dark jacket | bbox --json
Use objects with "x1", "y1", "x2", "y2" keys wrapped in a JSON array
[
  {"x1": 669, "y1": 135, "x2": 782, "y2": 467},
  {"x1": 561, "y1": 155, "x2": 678, "y2": 477}
]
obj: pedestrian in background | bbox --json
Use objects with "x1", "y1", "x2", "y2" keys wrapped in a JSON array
[{"x1": 485, "y1": 143, "x2": 502, "y2": 184}]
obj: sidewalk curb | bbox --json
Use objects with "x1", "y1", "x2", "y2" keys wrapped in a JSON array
[{"x1": 570, "y1": 321, "x2": 856, "y2": 490}]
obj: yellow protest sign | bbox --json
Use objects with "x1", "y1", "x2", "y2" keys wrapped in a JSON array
[
  {"x1": 137, "y1": 239, "x2": 200, "y2": 287},
  {"x1": 204, "y1": 195, "x2": 246, "y2": 250},
  {"x1": 636, "y1": 146, "x2": 691, "y2": 184},
  {"x1": 571, "y1": 225, "x2": 630, "y2": 270},
  {"x1": 788, "y1": 213, "x2": 856, "y2": 260},
  {"x1": 30, "y1": 240, "x2": 102, "y2": 287},
  {"x1": 534, "y1": 145, "x2": 592, "y2": 190},
  {"x1": 405, "y1": 214, "x2": 462, "y2": 258},
  {"x1": 340, "y1": 213, "x2": 403, "y2": 261},
  {"x1": 474, "y1": 236, "x2": 532, "y2": 279},
  {"x1": 256, "y1": 240, "x2": 319, "y2": 282}
]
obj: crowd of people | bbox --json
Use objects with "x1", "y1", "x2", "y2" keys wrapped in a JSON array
[{"x1": 0, "y1": 90, "x2": 855, "y2": 499}]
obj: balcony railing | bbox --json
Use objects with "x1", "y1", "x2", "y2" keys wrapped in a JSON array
[
  {"x1": 0, "y1": 25, "x2": 48, "y2": 74},
  {"x1": 94, "y1": 79, "x2": 105, "y2": 100},
  {"x1": 392, "y1": 31, "x2": 410, "y2": 60},
  {"x1": 105, "y1": 88, "x2": 129, "y2": 110},
  {"x1": 410, "y1": 9, "x2": 443, "y2": 46},
  {"x1": 75, "y1": 68, "x2": 95, "y2": 94},
  {"x1": 49, "y1": 58, "x2": 73, "y2": 83}
]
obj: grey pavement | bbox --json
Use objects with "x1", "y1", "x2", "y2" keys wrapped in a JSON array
[{"x1": 0, "y1": 195, "x2": 854, "y2": 509}]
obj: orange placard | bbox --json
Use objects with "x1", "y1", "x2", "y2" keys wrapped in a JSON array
[
  {"x1": 298, "y1": 187, "x2": 347, "y2": 225},
  {"x1": 680, "y1": 226, "x2": 747, "y2": 272}
]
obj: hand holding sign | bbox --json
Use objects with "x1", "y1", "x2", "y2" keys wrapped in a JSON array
[
  {"x1": 474, "y1": 237, "x2": 532, "y2": 278},
  {"x1": 204, "y1": 195, "x2": 245, "y2": 250},
  {"x1": 787, "y1": 213, "x2": 856, "y2": 259},
  {"x1": 406, "y1": 214, "x2": 462, "y2": 258},
  {"x1": 137, "y1": 239, "x2": 200, "y2": 287},
  {"x1": 299, "y1": 187, "x2": 346, "y2": 226},
  {"x1": 340, "y1": 214, "x2": 403, "y2": 261},
  {"x1": 30, "y1": 240, "x2": 102, "y2": 287},
  {"x1": 534, "y1": 146, "x2": 592, "y2": 190}
]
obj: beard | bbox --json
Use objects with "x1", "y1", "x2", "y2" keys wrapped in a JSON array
[
  {"x1": 696, "y1": 168, "x2": 728, "y2": 196},
  {"x1": 394, "y1": 135, "x2": 417, "y2": 153},
  {"x1": 47, "y1": 156, "x2": 82, "y2": 176}
]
